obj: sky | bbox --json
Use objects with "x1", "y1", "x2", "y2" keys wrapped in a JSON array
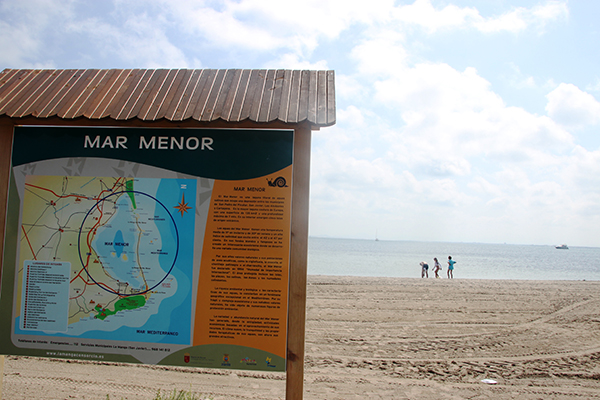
[{"x1": 1, "y1": 0, "x2": 599, "y2": 247}]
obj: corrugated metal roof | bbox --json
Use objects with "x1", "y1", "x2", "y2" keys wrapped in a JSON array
[{"x1": 0, "y1": 69, "x2": 335, "y2": 127}]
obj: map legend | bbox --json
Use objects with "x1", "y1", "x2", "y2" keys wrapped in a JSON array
[{"x1": 20, "y1": 261, "x2": 70, "y2": 332}]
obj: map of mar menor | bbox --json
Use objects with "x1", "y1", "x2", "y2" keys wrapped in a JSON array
[{"x1": 15, "y1": 175, "x2": 196, "y2": 344}]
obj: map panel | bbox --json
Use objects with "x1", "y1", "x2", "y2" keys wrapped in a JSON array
[{"x1": 14, "y1": 176, "x2": 196, "y2": 344}]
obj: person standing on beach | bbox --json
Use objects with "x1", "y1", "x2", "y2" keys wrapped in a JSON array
[
  {"x1": 447, "y1": 256, "x2": 456, "y2": 279},
  {"x1": 420, "y1": 262, "x2": 429, "y2": 278},
  {"x1": 433, "y1": 258, "x2": 441, "y2": 278}
]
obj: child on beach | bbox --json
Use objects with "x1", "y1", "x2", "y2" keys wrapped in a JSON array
[
  {"x1": 433, "y1": 258, "x2": 441, "y2": 278},
  {"x1": 447, "y1": 256, "x2": 456, "y2": 279}
]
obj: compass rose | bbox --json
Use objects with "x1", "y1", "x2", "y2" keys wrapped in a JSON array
[{"x1": 174, "y1": 193, "x2": 192, "y2": 217}]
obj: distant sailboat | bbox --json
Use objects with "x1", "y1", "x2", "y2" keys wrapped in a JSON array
[{"x1": 375, "y1": 230, "x2": 379, "y2": 241}]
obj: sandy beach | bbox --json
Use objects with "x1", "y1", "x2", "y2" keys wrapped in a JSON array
[{"x1": 3, "y1": 275, "x2": 600, "y2": 399}]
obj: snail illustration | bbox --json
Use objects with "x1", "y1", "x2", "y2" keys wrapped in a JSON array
[{"x1": 267, "y1": 176, "x2": 287, "y2": 187}]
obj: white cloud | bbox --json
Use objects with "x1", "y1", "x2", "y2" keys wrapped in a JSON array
[
  {"x1": 0, "y1": 0, "x2": 191, "y2": 68},
  {"x1": 0, "y1": 20, "x2": 48, "y2": 68},
  {"x1": 175, "y1": 5, "x2": 286, "y2": 52},
  {"x1": 505, "y1": 62, "x2": 537, "y2": 89},
  {"x1": 357, "y1": 45, "x2": 573, "y2": 161},
  {"x1": 585, "y1": 78, "x2": 600, "y2": 93},
  {"x1": 267, "y1": 53, "x2": 329, "y2": 70},
  {"x1": 374, "y1": 63, "x2": 499, "y2": 114},
  {"x1": 65, "y1": 11, "x2": 190, "y2": 68},
  {"x1": 0, "y1": 0, "x2": 76, "y2": 67},
  {"x1": 477, "y1": 1, "x2": 568, "y2": 34},
  {"x1": 531, "y1": 1, "x2": 569, "y2": 23},
  {"x1": 351, "y1": 32, "x2": 408, "y2": 76},
  {"x1": 230, "y1": 0, "x2": 393, "y2": 38},
  {"x1": 546, "y1": 83, "x2": 600, "y2": 128},
  {"x1": 337, "y1": 105, "x2": 366, "y2": 127},
  {"x1": 367, "y1": 60, "x2": 572, "y2": 171},
  {"x1": 335, "y1": 74, "x2": 369, "y2": 101},
  {"x1": 393, "y1": 0, "x2": 480, "y2": 33},
  {"x1": 391, "y1": 0, "x2": 567, "y2": 34},
  {"x1": 160, "y1": 0, "x2": 394, "y2": 56},
  {"x1": 563, "y1": 146, "x2": 600, "y2": 198},
  {"x1": 475, "y1": 8, "x2": 528, "y2": 33},
  {"x1": 468, "y1": 176, "x2": 503, "y2": 197}
]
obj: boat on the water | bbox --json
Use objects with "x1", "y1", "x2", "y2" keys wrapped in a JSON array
[{"x1": 555, "y1": 244, "x2": 569, "y2": 249}]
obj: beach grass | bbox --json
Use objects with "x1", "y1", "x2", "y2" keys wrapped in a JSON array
[
  {"x1": 106, "y1": 389, "x2": 212, "y2": 400},
  {"x1": 152, "y1": 389, "x2": 212, "y2": 400}
]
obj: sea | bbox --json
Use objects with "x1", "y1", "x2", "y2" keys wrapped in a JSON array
[{"x1": 307, "y1": 237, "x2": 600, "y2": 281}]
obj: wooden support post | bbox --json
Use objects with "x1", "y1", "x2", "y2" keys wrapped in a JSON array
[
  {"x1": 0, "y1": 355, "x2": 4, "y2": 399},
  {"x1": 286, "y1": 125, "x2": 312, "y2": 400},
  {"x1": 0, "y1": 123, "x2": 13, "y2": 284},
  {"x1": 0, "y1": 123, "x2": 13, "y2": 400}
]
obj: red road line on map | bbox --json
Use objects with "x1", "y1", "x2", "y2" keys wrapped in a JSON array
[
  {"x1": 69, "y1": 278, "x2": 125, "y2": 300},
  {"x1": 21, "y1": 225, "x2": 37, "y2": 260},
  {"x1": 71, "y1": 179, "x2": 124, "y2": 292},
  {"x1": 69, "y1": 210, "x2": 104, "y2": 285},
  {"x1": 70, "y1": 186, "x2": 111, "y2": 285},
  {"x1": 25, "y1": 184, "x2": 88, "y2": 200},
  {"x1": 26, "y1": 177, "x2": 126, "y2": 202},
  {"x1": 71, "y1": 265, "x2": 90, "y2": 284}
]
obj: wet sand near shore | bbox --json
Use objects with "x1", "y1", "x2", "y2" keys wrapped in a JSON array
[{"x1": 3, "y1": 276, "x2": 600, "y2": 399}]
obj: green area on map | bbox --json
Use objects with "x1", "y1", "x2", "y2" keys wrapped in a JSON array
[
  {"x1": 94, "y1": 295, "x2": 146, "y2": 320},
  {"x1": 126, "y1": 180, "x2": 137, "y2": 208}
]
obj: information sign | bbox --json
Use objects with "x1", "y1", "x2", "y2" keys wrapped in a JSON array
[{"x1": 0, "y1": 126, "x2": 293, "y2": 371}]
